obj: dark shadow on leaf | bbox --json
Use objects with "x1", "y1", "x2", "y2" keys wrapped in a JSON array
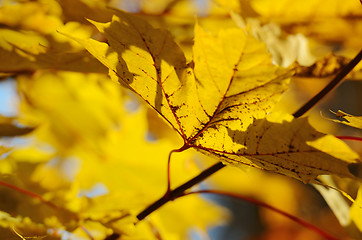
[
  {"x1": 0, "y1": 32, "x2": 107, "y2": 74},
  {"x1": 100, "y1": 9, "x2": 187, "y2": 113},
  {"x1": 223, "y1": 117, "x2": 362, "y2": 181},
  {"x1": 0, "y1": 124, "x2": 34, "y2": 137}
]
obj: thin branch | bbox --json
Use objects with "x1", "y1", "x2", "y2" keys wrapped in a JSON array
[
  {"x1": 136, "y1": 161, "x2": 225, "y2": 221},
  {"x1": 293, "y1": 49, "x2": 362, "y2": 118},
  {"x1": 182, "y1": 190, "x2": 339, "y2": 240}
]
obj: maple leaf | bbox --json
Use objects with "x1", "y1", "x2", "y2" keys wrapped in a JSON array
[
  {"x1": 63, "y1": 9, "x2": 361, "y2": 183},
  {"x1": 62, "y1": 9, "x2": 291, "y2": 140}
]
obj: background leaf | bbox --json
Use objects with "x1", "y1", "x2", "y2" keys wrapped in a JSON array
[{"x1": 329, "y1": 110, "x2": 362, "y2": 129}]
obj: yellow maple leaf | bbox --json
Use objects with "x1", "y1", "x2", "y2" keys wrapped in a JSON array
[
  {"x1": 62, "y1": 10, "x2": 291, "y2": 140},
  {"x1": 64, "y1": 9, "x2": 361, "y2": 183}
]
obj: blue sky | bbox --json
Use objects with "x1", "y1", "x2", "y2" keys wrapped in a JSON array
[{"x1": 0, "y1": 78, "x2": 18, "y2": 117}]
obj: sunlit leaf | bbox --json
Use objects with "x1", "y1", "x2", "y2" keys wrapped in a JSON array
[
  {"x1": 63, "y1": 10, "x2": 291, "y2": 140},
  {"x1": 196, "y1": 113, "x2": 360, "y2": 183},
  {"x1": 67, "y1": 10, "x2": 361, "y2": 183}
]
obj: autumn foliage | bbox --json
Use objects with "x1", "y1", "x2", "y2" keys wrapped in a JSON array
[{"x1": 0, "y1": 0, "x2": 361, "y2": 240}]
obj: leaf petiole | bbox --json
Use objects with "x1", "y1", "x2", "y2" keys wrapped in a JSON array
[{"x1": 166, "y1": 145, "x2": 191, "y2": 192}]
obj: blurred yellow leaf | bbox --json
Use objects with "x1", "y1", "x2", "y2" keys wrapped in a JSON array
[
  {"x1": 294, "y1": 54, "x2": 351, "y2": 78},
  {"x1": 214, "y1": 0, "x2": 259, "y2": 17},
  {"x1": 17, "y1": 72, "x2": 122, "y2": 154},
  {"x1": 251, "y1": 0, "x2": 361, "y2": 20},
  {"x1": 250, "y1": 0, "x2": 362, "y2": 48},
  {"x1": 237, "y1": 19, "x2": 317, "y2": 67},
  {"x1": 14, "y1": 70, "x2": 226, "y2": 239},
  {"x1": 329, "y1": 110, "x2": 362, "y2": 129},
  {"x1": 0, "y1": 1, "x2": 107, "y2": 73},
  {"x1": 149, "y1": 194, "x2": 228, "y2": 240},
  {"x1": 350, "y1": 186, "x2": 362, "y2": 231},
  {"x1": 0, "y1": 0, "x2": 62, "y2": 34}
]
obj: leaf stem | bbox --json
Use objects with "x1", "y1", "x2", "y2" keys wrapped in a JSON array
[
  {"x1": 166, "y1": 145, "x2": 191, "y2": 192},
  {"x1": 181, "y1": 190, "x2": 339, "y2": 240},
  {"x1": 293, "y1": 49, "x2": 362, "y2": 118},
  {"x1": 136, "y1": 161, "x2": 225, "y2": 221}
]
